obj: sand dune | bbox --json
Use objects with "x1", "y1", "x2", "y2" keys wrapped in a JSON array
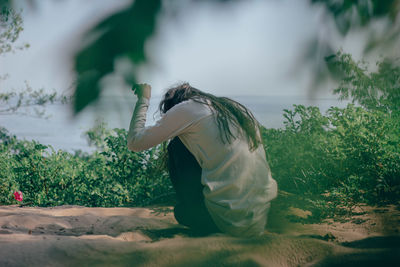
[{"x1": 0, "y1": 205, "x2": 399, "y2": 266}]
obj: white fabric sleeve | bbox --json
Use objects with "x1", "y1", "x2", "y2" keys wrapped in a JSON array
[{"x1": 127, "y1": 98, "x2": 205, "y2": 152}]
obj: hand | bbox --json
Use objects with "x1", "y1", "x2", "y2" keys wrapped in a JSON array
[{"x1": 132, "y1": 83, "x2": 151, "y2": 100}]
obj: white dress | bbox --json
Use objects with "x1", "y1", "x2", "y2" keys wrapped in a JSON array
[{"x1": 127, "y1": 97, "x2": 278, "y2": 237}]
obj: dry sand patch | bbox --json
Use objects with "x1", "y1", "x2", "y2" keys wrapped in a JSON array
[{"x1": 0, "y1": 205, "x2": 399, "y2": 266}]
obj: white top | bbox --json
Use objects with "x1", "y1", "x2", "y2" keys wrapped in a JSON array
[{"x1": 127, "y1": 97, "x2": 278, "y2": 237}]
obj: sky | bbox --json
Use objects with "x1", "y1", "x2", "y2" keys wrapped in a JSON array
[{"x1": 0, "y1": 0, "x2": 379, "y2": 101}]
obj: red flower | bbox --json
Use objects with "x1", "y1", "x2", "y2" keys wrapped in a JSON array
[{"x1": 13, "y1": 191, "x2": 23, "y2": 202}]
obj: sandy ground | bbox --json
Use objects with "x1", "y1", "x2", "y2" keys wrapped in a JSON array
[{"x1": 1, "y1": 204, "x2": 399, "y2": 266}]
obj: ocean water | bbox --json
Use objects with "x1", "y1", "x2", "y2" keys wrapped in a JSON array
[{"x1": 0, "y1": 95, "x2": 348, "y2": 152}]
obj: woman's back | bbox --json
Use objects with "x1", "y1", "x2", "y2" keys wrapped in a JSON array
[{"x1": 170, "y1": 99, "x2": 278, "y2": 237}]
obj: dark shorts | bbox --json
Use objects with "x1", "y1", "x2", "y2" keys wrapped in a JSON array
[{"x1": 167, "y1": 137, "x2": 220, "y2": 235}]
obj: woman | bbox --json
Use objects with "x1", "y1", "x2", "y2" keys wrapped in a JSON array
[{"x1": 127, "y1": 82, "x2": 277, "y2": 237}]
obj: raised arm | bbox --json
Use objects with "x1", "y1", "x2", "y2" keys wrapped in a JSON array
[{"x1": 127, "y1": 84, "x2": 210, "y2": 152}]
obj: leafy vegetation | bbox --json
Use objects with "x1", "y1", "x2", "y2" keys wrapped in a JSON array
[
  {"x1": 311, "y1": 0, "x2": 400, "y2": 35},
  {"x1": 332, "y1": 51, "x2": 400, "y2": 112},
  {"x1": 0, "y1": 125, "x2": 172, "y2": 207},
  {"x1": 262, "y1": 103, "x2": 399, "y2": 220},
  {"x1": 1, "y1": 6, "x2": 68, "y2": 118},
  {"x1": 0, "y1": 82, "x2": 71, "y2": 117},
  {"x1": 0, "y1": 5, "x2": 29, "y2": 55},
  {"x1": 264, "y1": 52, "x2": 400, "y2": 220}
]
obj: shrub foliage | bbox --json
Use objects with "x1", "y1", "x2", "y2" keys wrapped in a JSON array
[
  {"x1": 0, "y1": 126, "x2": 172, "y2": 207},
  {"x1": 263, "y1": 104, "x2": 399, "y2": 216}
]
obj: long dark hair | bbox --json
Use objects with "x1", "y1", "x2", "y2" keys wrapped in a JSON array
[{"x1": 159, "y1": 83, "x2": 262, "y2": 151}]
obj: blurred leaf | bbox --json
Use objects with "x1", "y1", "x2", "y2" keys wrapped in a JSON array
[
  {"x1": 307, "y1": 0, "x2": 400, "y2": 90},
  {"x1": 311, "y1": 0, "x2": 400, "y2": 35},
  {"x1": 0, "y1": 0, "x2": 10, "y2": 7},
  {"x1": 73, "y1": 0, "x2": 161, "y2": 113}
]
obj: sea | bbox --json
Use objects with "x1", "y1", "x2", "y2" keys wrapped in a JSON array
[{"x1": 0, "y1": 95, "x2": 349, "y2": 153}]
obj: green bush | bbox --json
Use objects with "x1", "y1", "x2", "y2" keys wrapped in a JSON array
[
  {"x1": 263, "y1": 103, "x2": 400, "y2": 215},
  {"x1": 263, "y1": 52, "x2": 400, "y2": 219},
  {"x1": 0, "y1": 126, "x2": 173, "y2": 207}
]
